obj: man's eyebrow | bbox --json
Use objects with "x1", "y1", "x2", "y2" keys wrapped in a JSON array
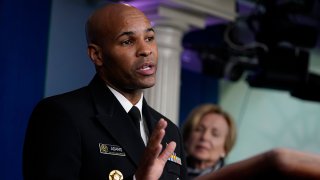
[
  {"x1": 116, "y1": 31, "x2": 134, "y2": 40},
  {"x1": 116, "y1": 28, "x2": 155, "y2": 40},
  {"x1": 146, "y1": 28, "x2": 155, "y2": 33}
]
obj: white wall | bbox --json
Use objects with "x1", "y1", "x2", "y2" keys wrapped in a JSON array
[{"x1": 220, "y1": 49, "x2": 320, "y2": 163}]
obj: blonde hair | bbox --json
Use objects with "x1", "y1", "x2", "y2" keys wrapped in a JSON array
[{"x1": 182, "y1": 104, "x2": 237, "y2": 156}]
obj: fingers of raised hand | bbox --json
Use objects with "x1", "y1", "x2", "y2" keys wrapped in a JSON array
[
  {"x1": 147, "y1": 119, "x2": 167, "y2": 151},
  {"x1": 159, "y1": 141, "x2": 176, "y2": 164}
]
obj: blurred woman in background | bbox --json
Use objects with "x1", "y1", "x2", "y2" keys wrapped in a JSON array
[
  {"x1": 184, "y1": 104, "x2": 320, "y2": 180},
  {"x1": 182, "y1": 104, "x2": 237, "y2": 179}
]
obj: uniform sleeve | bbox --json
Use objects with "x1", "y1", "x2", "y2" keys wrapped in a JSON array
[{"x1": 23, "y1": 99, "x2": 82, "y2": 180}]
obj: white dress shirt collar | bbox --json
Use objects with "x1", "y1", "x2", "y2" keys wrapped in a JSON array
[
  {"x1": 106, "y1": 85, "x2": 143, "y2": 115},
  {"x1": 106, "y1": 85, "x2": 148, "y2": 145}
]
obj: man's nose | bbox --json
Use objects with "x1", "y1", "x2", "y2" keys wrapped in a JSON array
[{"x1": 136, "y1": 42, "x2": 152, "y2": 57}]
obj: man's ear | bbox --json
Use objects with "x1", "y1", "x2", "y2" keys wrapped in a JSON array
[{"x1": 87, "y1": 43, "x2": 103, "y2": 66}]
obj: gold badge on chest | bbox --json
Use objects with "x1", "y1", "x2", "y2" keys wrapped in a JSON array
[{"x1": 109, "y1": 170, "x2": 123, "y2": 180}]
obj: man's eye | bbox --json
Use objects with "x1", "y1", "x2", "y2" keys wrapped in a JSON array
[
  {"x1": 121, "y1": 40, "x2": 133, "y2": 46},
  {"x1": 146, "y1": 36, "x2": 154, "y2": 42}
]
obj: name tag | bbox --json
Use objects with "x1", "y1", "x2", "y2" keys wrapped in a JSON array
[{"x1": 99, "y1": 143, "x2": 126, "y2": 156}]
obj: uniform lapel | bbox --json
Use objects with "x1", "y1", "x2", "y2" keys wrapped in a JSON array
[
  {"x1": 142, "y1": 100, "x2": 158, "y2": 134},
  {"x1": 143, "y1": 101, "x2": 175, "y2": 159},
  {"x1": 88, "y1": 75, "x2": 145, "y2": 166}
]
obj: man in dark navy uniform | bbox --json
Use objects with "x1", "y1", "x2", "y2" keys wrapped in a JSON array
[{"x1": 23, "y1": 3, "x2": 187, "y2": 180}]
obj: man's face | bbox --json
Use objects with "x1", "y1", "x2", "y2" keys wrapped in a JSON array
[{"x1": 99, "y1": 8, "x2": 158, "y2": 92}]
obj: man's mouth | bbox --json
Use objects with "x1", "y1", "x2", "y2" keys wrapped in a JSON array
[
  {"x1": 140, "y1": 65, "x2": 151, "y2": 71},
  {"x1": 137, "y1": 63, "x2": 155, "y2": 76}
]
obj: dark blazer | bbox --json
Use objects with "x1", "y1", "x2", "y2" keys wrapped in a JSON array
[{"x1": 23, "y1": 75, "x2": 187, "y2": 180}]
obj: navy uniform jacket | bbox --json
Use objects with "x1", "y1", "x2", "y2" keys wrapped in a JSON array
[{"x1": 23, "y1": 74, "x2": 187, "y2": 180}]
